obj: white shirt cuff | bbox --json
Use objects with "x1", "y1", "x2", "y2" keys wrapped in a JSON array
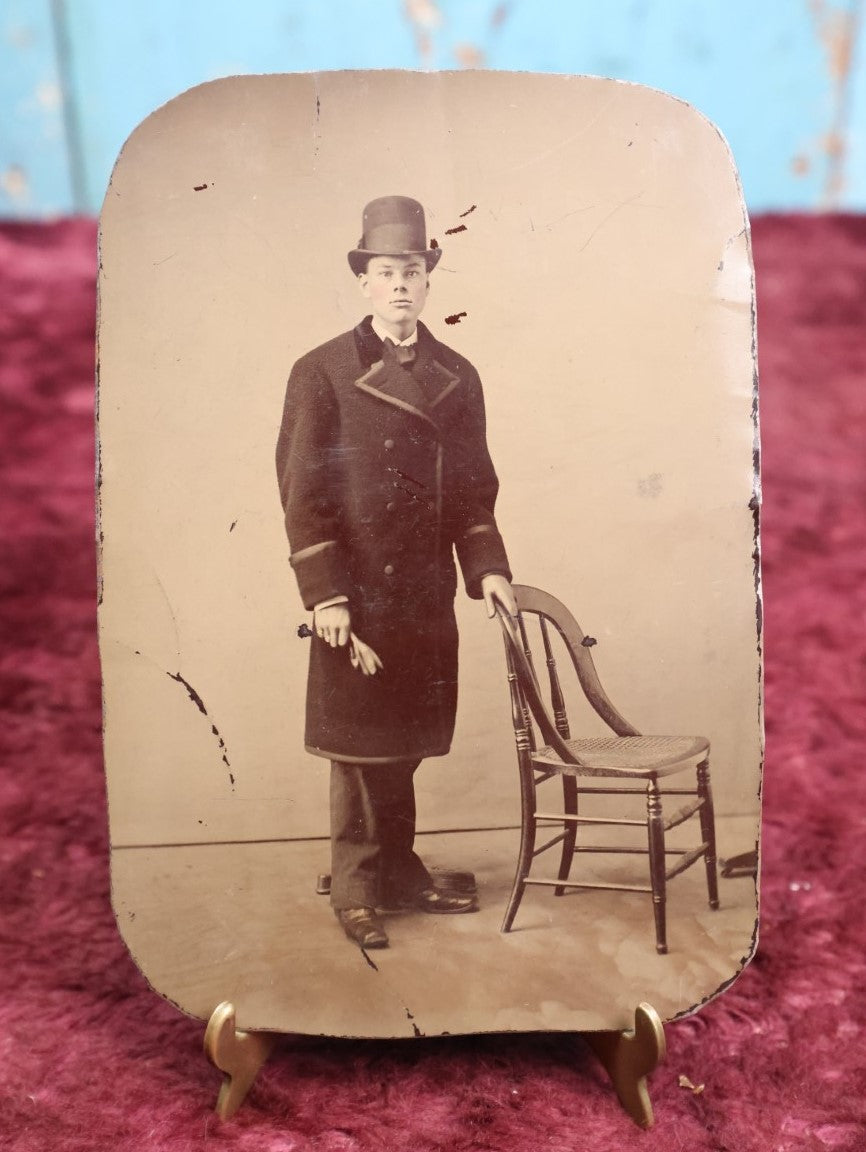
[{"x1": 314, "y1": 595, "x2": 349, "y2": 611}]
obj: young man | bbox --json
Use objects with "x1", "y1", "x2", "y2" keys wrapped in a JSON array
[{"x1": 276, "y1": 196, "x2": 516, "y2": 949}]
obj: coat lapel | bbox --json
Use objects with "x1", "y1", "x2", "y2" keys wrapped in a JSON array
[
  {"x1": 352, "y1": 320, "x2": 461, "y2": 429},
  {"x1": 414, "y1": 330, "x2": 461, "y2": 412},
  {"x1": 354, "y1": 358, "x2": 437, "y2": 429}
]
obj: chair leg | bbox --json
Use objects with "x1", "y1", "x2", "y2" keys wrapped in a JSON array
[
  {"x1": 697, "y1": 759, "x2": 720, "y2": 910},
  {"x1": 646, "y1": 779, "x2": 667, "y2": 955},
  {"x1": 501, "y1": 763, "x2": 536, "y2": 933},
  {"x1": 555, "y1": 774, "x2": 578, "y2": 896}
]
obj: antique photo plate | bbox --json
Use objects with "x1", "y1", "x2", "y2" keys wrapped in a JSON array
[{"x1": 98, "y1": 70, "x2": 761, "y2": 1036}]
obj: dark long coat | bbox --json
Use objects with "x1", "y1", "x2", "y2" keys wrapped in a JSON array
[{"x1": 276, "y1": 317, "x2": 511, "y2": 763}]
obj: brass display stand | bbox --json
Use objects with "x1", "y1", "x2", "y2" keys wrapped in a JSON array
[
  {"x1": 585, "y1": 1003, "x2": 667, "y2": 1128},
  {"x1": 204, "y1": 1000, "x2": 666, "y2": 1129},
  {"x1": 204, "y1": 1003, "x2": 278, "y2": 1121}
]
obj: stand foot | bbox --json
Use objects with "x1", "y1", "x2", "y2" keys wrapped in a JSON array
[
  {"x1": 585, "y1": 1003, "x2": 667, "y2": 1128},
  {"x1": 720, "y1": 849, "x2": 758, "y2": 879},
  {"x1": 204, "y1": 1002, "x2": 278, "y2": 1120}
]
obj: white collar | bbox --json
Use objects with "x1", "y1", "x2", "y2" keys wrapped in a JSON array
[{"x1": 371, "y1": 317, "x2": 418, "y2": 347}]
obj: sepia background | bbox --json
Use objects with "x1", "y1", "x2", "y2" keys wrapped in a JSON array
[{"x1": 97, "y1": 70, "x2": 760, "y2": 1033}]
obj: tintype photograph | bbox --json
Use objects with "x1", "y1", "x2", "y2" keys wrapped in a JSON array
[{"x1": 97, "y1": 70, "x2": 762, "y2": 1037}]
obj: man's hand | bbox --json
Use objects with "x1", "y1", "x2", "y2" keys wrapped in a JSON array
[
  {"x1": 314, "y1": 603, "x2": 351, "y2": 647},
  {"x1": 481, "y1": 573, "x2": 518, "y2": 619},
  {"x1": 349, "y1": 634, "x2": 384, "y2": 676}
]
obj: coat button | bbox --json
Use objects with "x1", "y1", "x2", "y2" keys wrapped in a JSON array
[
  {"x1": 386, "y1": 501, "x2": 396, "y2": 512},
  {"x1": 384, "y1": 564, "x2": 394, "y2": 575},
  {"x1": 384, "y1": 438, "x2": 395, "y2": 449}
]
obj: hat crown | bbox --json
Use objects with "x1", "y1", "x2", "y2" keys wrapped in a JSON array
[
  {"x1": 348, "y1": 196, "x2": 442, "y2": 275},
  {"x1": 358, "y1": 195, "x2": 428, "y2": 256}
]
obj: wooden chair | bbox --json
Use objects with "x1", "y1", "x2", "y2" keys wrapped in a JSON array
[{"x1": 496, "y1": 585, "x2": 719, "y2": 954}]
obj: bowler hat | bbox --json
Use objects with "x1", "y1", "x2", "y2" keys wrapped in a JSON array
[{"x1": 348, "y1": 195, "x2": 442, "y2": 275}]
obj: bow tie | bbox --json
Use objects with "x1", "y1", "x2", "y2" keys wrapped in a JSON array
[{"x1": 383, "y1": 337, "x2": 417, "y2": 367}]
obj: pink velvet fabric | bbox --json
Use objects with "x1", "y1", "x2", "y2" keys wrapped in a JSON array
[{"x1": 1, "y1": 217, "x2": 864, "y2": 1150}]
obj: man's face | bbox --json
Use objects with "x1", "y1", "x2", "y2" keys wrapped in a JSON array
[{"x1": 359, "y1": 255, "x2": 429, "y2": 337}]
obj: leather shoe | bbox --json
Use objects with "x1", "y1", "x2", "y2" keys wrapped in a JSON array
[
  {"x1": 406, "y1": 887, "x2": 479, "y2": 914},
  {"x1": 429, "y1": 868, "x2": 477, "y2": 896},
  {"x1": 336, "y1": 907, "x2": 389, "y2": 949}
]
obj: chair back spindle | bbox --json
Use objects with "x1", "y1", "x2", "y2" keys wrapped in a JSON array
[
  {"x1": 504, "y1": 642, "x2": 533, "y2": 757},
  {"x1": 497, "y1": 609, "x2": 580, "y2": 764},
  {"x1": 516, "y1": 613, "x2": 538, "y2": 751},
  {"x1": 509, "y1": 585, "x2": 640, "y2": 739},
  {"x1": 539, "y1": 616, "x2": 571, "y2": 740}
]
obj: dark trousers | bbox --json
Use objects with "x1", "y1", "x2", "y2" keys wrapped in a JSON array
[{"x1": 329, "y1": 759, "x2": 432, "y2": 910}]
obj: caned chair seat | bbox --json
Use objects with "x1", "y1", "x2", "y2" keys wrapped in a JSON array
[
  {"x1": 497, "y1": 585, "x2": 719, "y2": 954},
  {"x1": 533, "y1": 735, "x2": 710, "y2": 777}
]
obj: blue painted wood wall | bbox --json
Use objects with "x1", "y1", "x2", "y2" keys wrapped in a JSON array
[{"x1": 2, "y1": 0, "x2": 864, "y2": 217}]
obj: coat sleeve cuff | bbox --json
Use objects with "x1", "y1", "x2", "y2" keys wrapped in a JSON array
[
  {"x1": 456, "y1": 524, "x2": 512, "y2": 599},
  {"x1": 290, "y1": 540, "x2": 351, "y2": 610}
]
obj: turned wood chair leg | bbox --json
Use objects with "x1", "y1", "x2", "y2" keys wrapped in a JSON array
[
  {"x1": 697, "y1": 758, "x2": 720, "y2": 909},
  {"x1": 501, "y1": 826, "x2": 533, "y2": 932},
  {"x1": 646, "y1": 779, "x2": 668, "y2": 955},
  {"x1": 555, "y1": 774, "x2": 578, "y2": 896},
  {"x1": 501, "y1": 764, "x2": 537, "y2": 933}
]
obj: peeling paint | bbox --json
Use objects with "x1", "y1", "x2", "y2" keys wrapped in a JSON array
[
  {"x1": 404, "y1": 0, "x2": 441, "y2": 29},
  {"x1": 490, "y1": 3, "x2": 511, "y2": 30},
  {"x1": 0, "y1": 164, "x2": 30, "y2": 203},
  {"x1": 403, "y1": 0, "x2": 441, "y2": 64},
  {"x1": 810, "y1": 0, "x2": 858, "y2": 79},
  {"x1": 805, "y1": 0, "x2": 862, "y2": 205},
  {"x1": 35, "y1": 80, "x2": 62, "y2": 110},
  {"x1": 454, "y1": 42, "x2": 485, "y2": 68}
]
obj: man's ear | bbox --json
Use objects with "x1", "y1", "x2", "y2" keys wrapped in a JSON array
[{"x1": 357, "y1": 272, "x2": 370, "y2": 298}]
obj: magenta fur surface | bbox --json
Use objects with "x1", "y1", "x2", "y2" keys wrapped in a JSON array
[{"x1": 1, "y1": 217, "x2": 864, "y2": 1150}]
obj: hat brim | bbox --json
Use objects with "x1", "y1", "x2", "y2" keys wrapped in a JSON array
[{"x1": 348, "y1": 247, "x2": 442, "y2": 276}]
